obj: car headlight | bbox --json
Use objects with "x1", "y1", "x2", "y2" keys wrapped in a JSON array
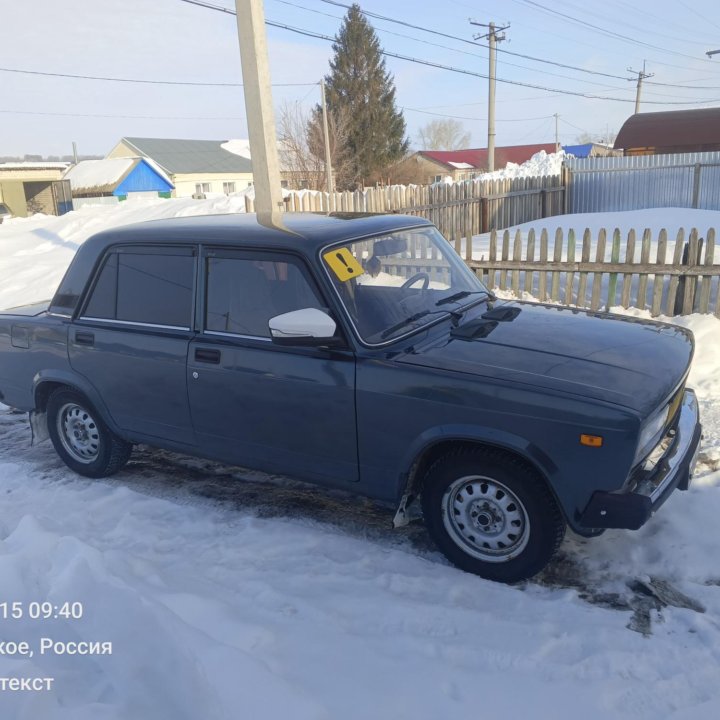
[{"x1": 634, "y1": 405, "x2": 670, "y2": 464}]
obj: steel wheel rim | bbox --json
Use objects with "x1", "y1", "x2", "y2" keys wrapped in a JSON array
[
  {"x1": 57, "y1": 403, "x2": 100, "y2": 464},
  {"x1": 441, "y1": 475, "x2": 530, "y2": 563}
]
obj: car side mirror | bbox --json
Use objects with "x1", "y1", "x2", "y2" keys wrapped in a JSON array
[{"x1": 269, "y1": 308, "x2": 341, "y2": 347}]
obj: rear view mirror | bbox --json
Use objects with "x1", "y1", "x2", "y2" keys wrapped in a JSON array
[
  {"x1": 373, "y1": 237, "x2": 407, "y2": 257},
  {"x1": 269, "y1": 308, "x2": 341, "y2": 347}
]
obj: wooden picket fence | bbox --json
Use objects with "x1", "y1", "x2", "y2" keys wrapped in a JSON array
[
  {"x1": 245, "y1": 175, "x2": 565, "y2": 239},
  {"x1": 468, "y1": 227, "x2": 720, "y2": 317}
]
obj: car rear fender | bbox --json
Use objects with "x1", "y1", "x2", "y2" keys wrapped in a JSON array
[{"x1": 33, "y1": 369, "x2": 124, "y2": 438}]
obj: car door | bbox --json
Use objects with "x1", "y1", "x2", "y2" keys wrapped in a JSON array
[
  {"x1": 69, "y1": 245, "x2": 197, "y2": 447},
  {"x1": 187, "y1": 247, "x2": 358, "y2": 485}
]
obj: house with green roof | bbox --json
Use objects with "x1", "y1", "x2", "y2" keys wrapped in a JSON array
[{"x1": 106, "y1": 137, "x2": 254, "y2": 198}]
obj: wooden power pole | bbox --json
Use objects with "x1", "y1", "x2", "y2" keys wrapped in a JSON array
[{"x1": 234, "y1": 0, "x2": 284, "y2": 219}]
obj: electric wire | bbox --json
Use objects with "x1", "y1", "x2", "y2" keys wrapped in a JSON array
[{"x1": 177, "y1": 0, "x2": 720, "y2": 106}]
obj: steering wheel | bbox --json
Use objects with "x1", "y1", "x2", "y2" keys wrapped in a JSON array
[{"x1": 400, "y1": 272, "x2": 430, "y2": 293}]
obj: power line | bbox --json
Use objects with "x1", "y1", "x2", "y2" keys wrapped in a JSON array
[
  {"x1": 515, "y1": 0, "x2": 717, "y2": 65},
  {"x1": 403, "y1": 106, "x2": 554, "y2": 122},
  {"x1": 317, "y1": 0, "x2": 634, "y2": 81},
  {"x1": 0, "y1": 109, "x2": 246, "y2": 120},
  {"x1": 533, "y1": 0, "x2": 718, "y2": 48},
  {"x1": 265, "y1": 23, "x2": 720, "y2": 105},
  {"x1": 676, "y1": 0, "x2": 720, "y2": 33},
  {"x1": 179, "y1": 0, "x2": 720, "y2": 106},
  {"x1": 560, "y1": 117, "x2": 591, "y2": 133},
  {"x1": 319, "y1": 0, "x2": 720, "y2": 91},
  {"x1": 276, "y1": 0, "x2": 633, "y2": 91},
  {"x1": 646, "y1": 79, "x2": 720, "y2": 90},
  {"x1": 0, "y1": 65, "x2": 316, "y2": 88}
]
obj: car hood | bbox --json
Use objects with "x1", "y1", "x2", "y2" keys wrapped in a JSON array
[{"x1": 397, "y1": 301, "x2": 693, "y2": 416}]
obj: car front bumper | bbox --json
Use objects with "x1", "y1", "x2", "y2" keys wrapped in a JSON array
[{"x1": 578, "y1": 389, "x2": 701, "y2": 531}]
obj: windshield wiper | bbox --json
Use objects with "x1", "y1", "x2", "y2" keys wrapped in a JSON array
[
  {"x1": 380, "y1": 311, "x2": 433, "y2": 339},
  {"x1": 436, "y1": 289, "x2": 496, "y2": 307},
  {"x1": 381, "y1": 291, "x2": 494, "y2": 340}
]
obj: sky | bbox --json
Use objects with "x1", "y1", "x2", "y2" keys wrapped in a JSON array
[{"x1": 2, "y1": 0, "x2": 720, "y2": 158}]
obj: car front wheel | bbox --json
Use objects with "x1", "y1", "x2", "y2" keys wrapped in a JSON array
[
  {"x1": 46, "y1": 387, "x2": 132, "y2": 478},
  {"x1": 421, "y1": 448, "x2": 565, "y2": 583}
]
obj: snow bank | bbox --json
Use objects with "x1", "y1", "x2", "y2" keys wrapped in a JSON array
[
  {"x1": 0, "y1": 195, "x2": 249, "y2": 310},
  {"x1": 476, "y1": 207, "x2": 720, "y2": 244},
  {"x1": 432, "y1": 150, "x2": 566, "y2": 187},
  {"x1": 474, "y1": 149, "x2": 566, "y2": 182}
]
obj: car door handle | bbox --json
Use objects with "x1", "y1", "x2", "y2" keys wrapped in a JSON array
[
  {"x1": 194, "y1": 348, "x2": 221, "y2": 364},
  {"x1": 74, "y1": 331, "x2": 95, "y2": 346}
]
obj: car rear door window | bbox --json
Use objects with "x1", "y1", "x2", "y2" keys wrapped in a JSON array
[{"x1": 84, "y1": 248, "x2": 195, "y2": 328}]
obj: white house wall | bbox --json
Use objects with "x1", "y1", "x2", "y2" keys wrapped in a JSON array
[{"x1": 171, "y1": 173, "x2": 254, "y2": 198}]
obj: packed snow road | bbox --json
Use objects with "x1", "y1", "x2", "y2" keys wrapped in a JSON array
[{"x1": 1, "y1": 379, "x2": 720, "y2": 719}]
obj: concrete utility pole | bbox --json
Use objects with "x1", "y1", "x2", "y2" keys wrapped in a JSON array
[
  {"x1": 320, "y1": 79, "x2": 334, "y2": 195},
  {"x1": 470, "y1": 20, "x2": 509, "y2": 172},
  {"x1": 628, "y1": 61, "x2": 654, "y2": 114},
  {"x1": 554, "y1": 113, "x2": 560, "y2": 152},
  {"x1": 234, "y1": 0, "x2": 283, "y2": 219}
]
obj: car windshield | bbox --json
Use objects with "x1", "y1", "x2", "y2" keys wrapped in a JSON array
[{"x1": 322, "y1": 225, "x2": 489, "y2": 344}]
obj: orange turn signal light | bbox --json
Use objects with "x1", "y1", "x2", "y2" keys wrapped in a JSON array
[{"x1": 580, "y1": 434, "x2": 603, "y2": 448}]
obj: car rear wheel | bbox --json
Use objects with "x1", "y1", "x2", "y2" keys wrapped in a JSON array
[
  {"x1": 47, "y1": 388, "x2": 132, "y2": 478},
  {"x1": 421, "y1": 448, "x2": 565, "y2": 583}
]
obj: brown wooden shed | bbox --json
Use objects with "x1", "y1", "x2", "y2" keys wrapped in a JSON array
[{"x1": 614, "y1": 107, "x2": 720, "y2": 156}]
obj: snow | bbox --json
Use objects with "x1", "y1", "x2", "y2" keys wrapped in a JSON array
[
  {"x1": 63, "y1": 159, "x2": 137, "y2": 192},
  {"x1": 221, "y1": 139, "x2": 252, "y2": 160},
  {"x1": 473, "y1": 150, "x2": 567, "y2": 182},
  {"x1": 431, "y1": 150, "x2": 566, "y2": 187},
  {"x1": 476, "y1": 207, "x2": 720, "y2": 244},
  {"x1": 0, "y1": 162, "x2": 70, "y2": 170},
  {"x1": 2, "y1": 203, "x2": 720, "y2": 718},
  {"x1": 0, "y1": 196, "x2": 254, "y2": 310},
  {"x1": 64, "y1": 158, "x2": 174, "y2": 193},
  {"x1": 469, "y1": 208, "x2": 720, "y2": 312}
]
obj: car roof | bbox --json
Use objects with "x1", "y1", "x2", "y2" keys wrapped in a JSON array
[
  {"x1": 49, "y1": 212, "x2": 435, "y2": 316},
  {"x1": 83, "y1": 212, "x2": 433, "y2": 254}
]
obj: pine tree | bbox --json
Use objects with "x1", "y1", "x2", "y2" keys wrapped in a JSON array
[{"x1": 320, "y1": 4, "x2": 409, "y2": 188}]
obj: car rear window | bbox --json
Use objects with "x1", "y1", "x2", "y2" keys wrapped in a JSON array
[{"x1": 83, "y1": 247, "x2": 195, "y2": 328}]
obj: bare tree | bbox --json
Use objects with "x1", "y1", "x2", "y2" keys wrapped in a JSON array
[
  {"x1": 416, "y1": 119, "x2": 471, "y2": 150},
  {"x1": 575, "y1": 130, "x2": 617, "y2": 146},
  {"x1": 277, "y1": 102, "x2": 352, "y2": 191}
]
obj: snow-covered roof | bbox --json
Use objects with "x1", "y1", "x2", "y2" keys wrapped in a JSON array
[
  {"x1": 221, "y1": 139, "x2": 251, "y2": 160},
  {"x1": 447, "y1": 161, "x2": 474, "y2": 169},
  {"x1": 226, "y1": 138, "x2": 295, "y2": 172},
  {"x1": 64, "y1": 158, "x2": 137, "y2": 192},
  {"x1": 0, "y1": 162, "x2": 70, "y2": 170},
  {"x1": 64, "y1": 157, "x2": 173, "y2": 193}
]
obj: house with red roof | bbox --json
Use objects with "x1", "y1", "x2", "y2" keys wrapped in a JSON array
[{"x1": 389, "y1": 144, "x2": 556, "y2": 185}]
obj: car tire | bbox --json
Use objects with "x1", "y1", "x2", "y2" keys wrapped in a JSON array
[
  {"x1": 421, "y1": 447, "x2": 566, "y2": 583},
  {"x1": 46, "y1": 387, "x2": 132, "y2": 478}
]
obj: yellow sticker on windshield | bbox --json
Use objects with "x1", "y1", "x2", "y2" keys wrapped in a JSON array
[{"x1": 323, "y1": 247, "x2": 364, "y2": 282}]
